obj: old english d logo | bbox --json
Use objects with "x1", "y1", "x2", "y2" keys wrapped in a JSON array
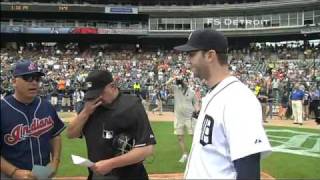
[{"x1": 200, "y1": 115, "x2": 214, "y2": 146}]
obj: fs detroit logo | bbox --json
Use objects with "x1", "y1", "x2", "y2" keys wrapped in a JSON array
[
  {"x1": 4, "y1": 116, "x2": 54, "y2": 146},
  {"x1": 266, "y1": 129, "x2": 320, "y2": 158}
]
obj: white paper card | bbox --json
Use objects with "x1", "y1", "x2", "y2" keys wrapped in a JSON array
[
  {"x1": 32, "y1": 165, "x2": 54, "y2": 179},
  {"x1": 71, "y1": 154, "x2": 94, "y2": 167}
]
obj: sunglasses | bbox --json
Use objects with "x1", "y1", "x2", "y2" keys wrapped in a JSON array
[{"x1": 17, "y1": 74, "x2": 42, "y2": 82}]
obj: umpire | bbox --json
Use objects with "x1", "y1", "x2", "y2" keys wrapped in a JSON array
[{"x1": 67, "y1": 70, "x2": 156, "y2": 180}]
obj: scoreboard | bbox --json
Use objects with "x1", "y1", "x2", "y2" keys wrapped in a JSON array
[
  {"x1": 0, "y1": 3, "x2": 138, "y2": 14},
  {"x1": 1, "y1": 4, "x2": 104, "y2": 13}
]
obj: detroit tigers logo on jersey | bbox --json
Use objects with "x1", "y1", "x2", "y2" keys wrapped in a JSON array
[
  {"x1": 200, "y1": 115, "x2": 214, "y2": 146},
  {"x1": 4, "y1": 116, "x2": 54, "y2": 146}
]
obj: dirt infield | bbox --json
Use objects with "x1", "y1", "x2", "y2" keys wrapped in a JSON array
[
  {"x1": 148, "y1": 112, "x2": 319, "y2": 129},
  {"x1": 149, "y1": 172, "x2": 275, "y2": 180}
]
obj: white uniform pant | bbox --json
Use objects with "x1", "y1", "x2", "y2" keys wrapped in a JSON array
[
  {"x1": 292, "y1": 100, "x2": 303, "y2": 124},
  {"x1": 51, "y1": 96, "x2": 58, "y2": 105}
]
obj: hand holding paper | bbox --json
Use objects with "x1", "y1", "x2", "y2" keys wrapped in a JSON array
[
  {"x1": 71, "y1": 154, "x2": 94, "y2": 167},
  {"x1": 32, "y1": 165, "x2": 54, "y2": 179}
]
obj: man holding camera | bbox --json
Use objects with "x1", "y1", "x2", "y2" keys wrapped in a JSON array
[{"x1": 166, "y1": 75, "x2": 200, "y2": 163}]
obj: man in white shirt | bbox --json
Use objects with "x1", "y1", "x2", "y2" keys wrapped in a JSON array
[
  {"x1": 73, "y1": 88, "x2": 85, "y2": 113},
  {"x1": 166, "y1": 76, "x2": 200, "y2": 163},
  {"x1": 174, "y1": 29, "x2": 272, "y2": 179}
]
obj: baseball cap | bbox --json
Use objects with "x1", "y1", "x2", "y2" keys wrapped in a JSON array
[
  {"x1": 84, "y1": 70, "x2": 113, "y2": 100},
  {"x1": 174, "y1": 29, "x2": 228, "y2": 53},
  {"x1": 13, "y1": 60, "x2": 45, "y2": 76}
]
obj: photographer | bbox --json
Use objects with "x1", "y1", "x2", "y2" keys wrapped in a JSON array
[{"x1": 166, "y1": 75, "x2": 200, "y2": 163}]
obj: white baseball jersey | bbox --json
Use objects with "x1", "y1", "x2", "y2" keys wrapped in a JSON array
[{"x1": 185, "y1": 76, "x2": 272, "y2": 179}]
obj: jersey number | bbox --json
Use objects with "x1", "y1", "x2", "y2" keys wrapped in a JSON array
[{"x1": 200, "y1": 115, "x2": 214, "y2": 146}]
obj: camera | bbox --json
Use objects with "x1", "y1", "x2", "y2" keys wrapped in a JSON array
[
  {"x1": 192, "y1": 111, "x2": 200, "y2": 119},
  {"x1": 176, "y1": 79, "x2": 183, "y2": 86}
]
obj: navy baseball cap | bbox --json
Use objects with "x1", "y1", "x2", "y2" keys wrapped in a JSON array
[
  {"x1": 174, "y1": 29, "x2": 228, "y2": 53},
  {"x1": 13, "y1": 60, "x2": 45, "y2": 76},
  {"x1": 85, "y1": 70, "x2": 114, "y2": 100}
]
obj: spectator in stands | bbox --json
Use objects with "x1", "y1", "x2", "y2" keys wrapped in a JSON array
[
  {"x1": 290, "y1": 83, "x2": 305, "y2": 125},
  {"x1": 1, "y1": 41, "x2": 319, "y2": 120}
]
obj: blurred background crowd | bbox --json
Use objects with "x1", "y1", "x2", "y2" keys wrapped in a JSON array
[{"x1": 1, "y1": 42, "x2": 319, "y2": 124}]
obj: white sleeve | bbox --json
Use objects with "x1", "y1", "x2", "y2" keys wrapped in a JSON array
[{"x1": 223, "y1": 94, "x2": 272, "y2": 161}]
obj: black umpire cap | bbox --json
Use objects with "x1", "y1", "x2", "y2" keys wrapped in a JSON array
[
  {"x1": 174, "y1": 29, "x2": 228, "y2": 53},
  {"x1": 84, "y1": 70, "x2": 113, "y2": 100}
]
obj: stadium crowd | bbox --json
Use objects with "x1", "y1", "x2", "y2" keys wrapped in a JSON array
[{"x1": 1, "y1": 42, "x2": 320, "y2": 125}]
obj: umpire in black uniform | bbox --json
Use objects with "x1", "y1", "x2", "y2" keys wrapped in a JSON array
[{"x1": 67, "y1": 70, "x2": 156, "y2": 180}]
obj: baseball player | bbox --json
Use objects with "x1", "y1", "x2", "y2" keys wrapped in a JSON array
[
  {"x1": 67, "y1": 70, "x2": 156, "y2": 180},
  {"x1": 1, "y1": 60, "x2": 66, "y2": 179},
  {"x1": 174, "y1": 29, "x2": 272, "y2": 179},
  {"x1": 166, "y1": 76, "x2": 200, "y2": 163}
]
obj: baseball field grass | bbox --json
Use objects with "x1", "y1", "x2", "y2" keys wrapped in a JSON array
[{"x1": 56, "y1": 122, "x2": 320, "y2": 179}]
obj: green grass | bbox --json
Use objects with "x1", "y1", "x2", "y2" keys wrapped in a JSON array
[
  {"x1": 270, "y1": 142, "x2": 283, "y2": 147},
  {"x1": 302, "y1": 138, "x2": 316, "y2": 149},
  {"x1": 267, "y1": 132, "x2": 296, "y2": 138},
  {"x1": 56, "y1": 122, "x2": 320, "y2": 179},
  {"x1": 58, "y1": 133, "x2": 88, "y2": 176},
  {"x1": 262, "y1": 153, "x2": 320, "y2": 179},
  {"x1": 144, "y1": 122, "x2": 192, "y2": 174},
  {"x1": 262, "y1": 125, "x2": 320, "y2": 179},
  {"x1": 265, "y1": 125, "x2": 320, "y2": 133}
]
